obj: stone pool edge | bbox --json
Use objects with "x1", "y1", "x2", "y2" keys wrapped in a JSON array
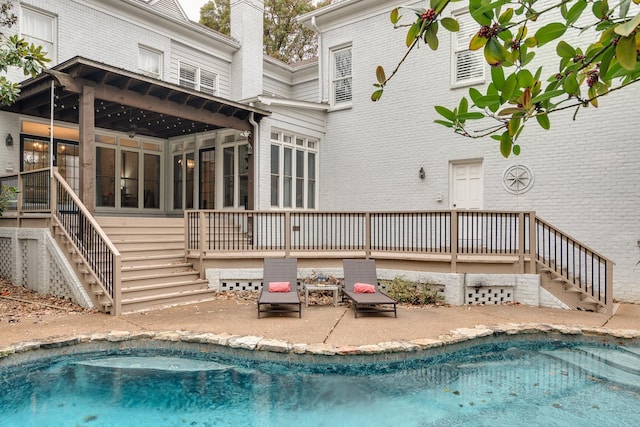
[{"x1": 2, "y1": 323, "x2": 640, "y2": 360}]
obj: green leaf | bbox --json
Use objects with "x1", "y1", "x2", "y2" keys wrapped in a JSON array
[
  {"x1": 516, "y1": 26, "x2": 527, "y2": 40},
  {"x1": 620, "y1": 0, "x2": 631, "y2": 19},
  {"x1": 508, "y1": 116, "x2": 521, "y2": 136},
  {"x1": 556, "y1": 40, "x2": 576, "y2": 58},
  {"x1": 371, "y1": 89, "x2": 383, "y2": 102},
  {"x1": 425, "y1": 23, "x2": 439, "y2": 50},
  {"x1": 498, "y1": 107, "x2": 523, "y2": 116},
  {"x1": 491, "y1": 66, "x2": 505, "y2": 90},
  {"x1": 616, "y1": 35, "x2": 638, "y2": 70},
  {"x1": 524, "y1": 37, "x2": 538, "y2": 48},
  {"x1": 498, "y1": 8, "x2": 514, "y2": 25},
  {"x1": 441, "y1": 17, "x2": 459, "y2": 32},
  {"x1": 536, "y1": 113, "x2": 550, "y2": 129},
  {"x1": 517, "y1": 69, "x2": 534, "y2": 88},
  {"x1": 458, "y1": 97, "x2": 468, "y2": 115},
  {"x1": 469, "y1": 87, "x2": 482, "y2": 104},
  {"x1": 512, "y1": 144, "x2": 521, "y2": 155},
  {"x1": 376, "y1": 66, "x2": 386, "y2": 85},
  {"x1": 562, "y1": 73, "x2": 580, "y2": 95},
  {"x1": 457, "y1": 112, "x2": 485, "y2": 120},
  {"x1": 434, "y1": 119, "x2": 454, "y2": 128},
  {"x1": 406, "y1": 22, "x2": 420, "y2": 47},
  {"x1": 500, "y1": 132, "x2": 512, "y2": 158},
  {"x1": 566, "y1": 0, "x2": 588, "y2": 26},
  {"x1": 599, "y1": 46, "x2": 615, "y2": 80},
  {"x1": 530, "y1": 89, "x2": 565, "y2": 104},
  {"x1": 615, "y1": 12, "x2": 640, "y2": 37},
  {"x1": 469, "y1": 34, "x2": 488, "y2": 50},
  {"x1": 390, "y1": 8, "x2": 401, "y2": 25},
  {"x1": 501, "y1": 73, "x2": 518, "y2": 103},
  {"x1": 534, "y1": 23, "x2": 567, "y2": 46},
  {"x1": 434, "y1": 105, "x2": 456, "y2": 121},
  {"x1": 475, "y1": 94, "x2": 501, "y2": 108},
  {"x1": 484, "y1": 37, "x2": 506, "y2": 66}
]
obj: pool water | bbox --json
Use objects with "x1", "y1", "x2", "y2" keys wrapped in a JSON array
[{"x1": 1, "y1": 341, "x2": 639, "y2": 426}]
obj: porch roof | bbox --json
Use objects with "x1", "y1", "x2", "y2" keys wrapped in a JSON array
[{"x1": 2, "y1": 56, "x2": 270, "y2": 138}]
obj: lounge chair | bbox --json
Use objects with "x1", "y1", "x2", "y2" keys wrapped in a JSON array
[
  {"x1": 258, "y1": 258, "x2": 301, "y2": 318},
  {"x1": 342, "y1": 259, "x2": 397, "y2": 318}
]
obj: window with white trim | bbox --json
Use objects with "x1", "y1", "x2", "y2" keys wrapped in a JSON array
[
  {"x1": 138, "y1": 46, "x2": 162, "y2": 79},
  {"x1": 331, "y1": 45, "x2": 352, "y2": 107},
  {"x1": 22, "y1": 7, "x2": 56, "y2": 63},
  {"x1": 179, "y1": 63, "x2": 218, "y2": 96},
  {"x1": 270, "y1": 131, "x2": 317, "y2": 209},
  {"x1": 452, "y1": 10, "x2": 484, "y2": 86}
]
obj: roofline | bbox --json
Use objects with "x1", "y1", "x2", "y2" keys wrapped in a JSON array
[
  {"x1": 35, "y1": 56, "x2": 270, "y2": 118},
  {"x1": 251, "y1": 95, "x2": 329, "y2": 111},
  {"x1": 299, "y1": 0, "x2": 406, "y2": 30}
]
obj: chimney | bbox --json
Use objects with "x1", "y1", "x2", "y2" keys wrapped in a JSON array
[{"x1": 230, "y1": 0, "x2": 264, "y2": 101}]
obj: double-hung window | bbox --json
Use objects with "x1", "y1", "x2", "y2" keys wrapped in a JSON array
[
  {"x1": 331, "y1": 45, "x2": 352, "y2": 107},
  {"x1": 22, "y1": 7, "x2": 56, "y2": 63},
  {"x1": 270, "y1": 131, "x2": 317, "y2": 209},
  {"x1": 138, "y1": 46, "x2": 162, "y2": 79},
  {"x1": 451, "y1": 10, "x2": 484, "y2": 86},
  {"x1": 179, "y1": 63, "x2": 218, "y2": 96}
]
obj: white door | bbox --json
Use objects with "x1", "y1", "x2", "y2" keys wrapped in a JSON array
[{"x1": 451, "y1": 161, "x2": 483, "y2": 209}]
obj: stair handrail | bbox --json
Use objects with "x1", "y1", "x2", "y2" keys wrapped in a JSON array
[
  {"x1": 535, "y1": 216, "x2": 614, "y2": 313},
  {"x1": 50, "y1": 169, "x2": 122, "y2": 314}
]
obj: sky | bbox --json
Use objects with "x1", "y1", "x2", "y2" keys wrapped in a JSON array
[{"x1": 178, "y1": 0, "x2": 208, "y2": 21}]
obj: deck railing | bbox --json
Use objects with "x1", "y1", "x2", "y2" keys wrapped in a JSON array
[
  {"x1": 535, "y1": 217, "x2": 612, "y2": 308},
  {"x1": 1, "y1": 170, "x2": 613, "y2": 314}
]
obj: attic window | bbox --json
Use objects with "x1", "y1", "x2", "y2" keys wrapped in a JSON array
[{"x1": 331, "y1": 45, "x2": 352, "y2": 107}]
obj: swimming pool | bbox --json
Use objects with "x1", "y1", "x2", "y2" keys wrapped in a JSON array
[{"x1": 1, "y1": 336, "x2": 639, "y2": 426}]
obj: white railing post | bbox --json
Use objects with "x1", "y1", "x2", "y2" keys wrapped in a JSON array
[{"x1": 450, "y1": 210, "x2": 458, "y2": 272}]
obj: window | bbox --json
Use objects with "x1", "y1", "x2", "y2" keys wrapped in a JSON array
[
  {"x1": 22, "y1": 7, "x2": 56, "y2": 62},
  {"x1": 270, "y1": 131, "x2": 317, "y2": 209},
  {"x1": 179, "y1": 63, "x2": 218, "y2": 96},
  {"x1": 222, "y1": 142, "x2": 249, "y2": 209},
  {"x1": 173, "y1": 152, "x2": 194, "y2": 210},
  {"x1": 452, "y1": 11, "x2": 484, "y2": 86},
  {"x1": 139, "y1": 46, "x2": 162, "y2": 78},
  {"x1": 331, "y1": 46, "x2": 352, "y2": 107}
]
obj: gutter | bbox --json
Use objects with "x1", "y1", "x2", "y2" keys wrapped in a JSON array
[{"x1": 310, "y1": 16, "x2": 324, "y2": 103}]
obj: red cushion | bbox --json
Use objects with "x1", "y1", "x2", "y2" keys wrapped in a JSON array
[
  {"x1": 354, "y1": 282, "x2": 376, "y2": 293},
  {"x1": 268, "y1": 281, "x2": 291, "y2": 292}
]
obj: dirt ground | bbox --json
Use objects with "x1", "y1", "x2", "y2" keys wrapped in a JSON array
[{"x1": 0, "y1": 278, "x2": 96, "y2": 324}]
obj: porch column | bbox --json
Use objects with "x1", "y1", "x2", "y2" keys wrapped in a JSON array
[{"x1": 79, "y1": 85, "x2": 96, "y2": 213}]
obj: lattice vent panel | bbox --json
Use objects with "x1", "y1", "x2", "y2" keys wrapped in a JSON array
[
  {"x1": 0, "y1": 238, "x2": 12, "y2": 280},
  {"x1": 466, "y1": 287, "x2": 513, "y2": 305},
  {"x1": 220, "y1": 281, "x2": 261, "y2": 292},
  {"x1": 20, "y1": 240, "x2": 29, "y2": 287},
  {"x1": 48, "y1": 255, "x2": 74, "y2": 300}
]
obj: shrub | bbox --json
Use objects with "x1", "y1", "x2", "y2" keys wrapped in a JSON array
[
  {"x1": 382, "y1": 275, "x2": 444, "y2": 306},
  {"x1": 0, "y1": 185, "x2": 17, "y2": 216}
]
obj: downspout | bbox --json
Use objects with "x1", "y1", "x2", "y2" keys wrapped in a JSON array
[
  {"x1": 310, "y1": 16, "x2": 323, "y2": 103},
  {"x1": 248, "y1": 110, "x2": 260, "y2": 209}
]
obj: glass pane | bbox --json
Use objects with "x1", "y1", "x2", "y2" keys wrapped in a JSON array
[
  {"x1": 186, "y1": 152, "x2": 195, "y2": 209},
  {"x1": 238, "y1": 145, "x2": 249, "y2": 209},
  {"x1": 143, "y1": 154, "x2": 160, "y2": 209},
  {"x1": 296, "y1": 150, "x2": 304, "y2": 208},
  {"x1": 96, "y1": 147, "x2": 115, "y2": 207},
  {"x1": 57, "y1": 143, "x2": 79, "y2": 194},
  {"x1": 283, "y1": 148, "x2": 292, "y2": 208},
  {"x1": 173, "y1": 154, "x2": 183, "y2": 209},
  {"x1": 223, "y1": 147, "x2": 234, "y2": 207},
  {"x1": 22, "y1": 138, "x2": 49, "y2": 171},
  {"x1": 270, "y1": 145, "x2": 279, "y2": 206},
  {"x1": 307, "y1": 152, "x2": 316, "y2": 209},
  {"x1": 121, "y1": 151, "x2": 139, "y2": 208},
  {"x1": 199, "y1": 149, "x2": 215, "y2": 209}
]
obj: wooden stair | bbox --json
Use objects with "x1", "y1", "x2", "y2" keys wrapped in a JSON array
[
  {"x1": 97, "y1": 216, "x2": 216, "y2": 313},
  {"x1": 537, "y1": 263, "x2": 604, "y2": 312}
]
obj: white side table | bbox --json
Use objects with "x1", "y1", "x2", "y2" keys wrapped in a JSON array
[{"x1": 303, "y1": 283, "x2": 340, "y2": 307}]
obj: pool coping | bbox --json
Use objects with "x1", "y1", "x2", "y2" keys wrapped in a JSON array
[{"x1": 2, "y1": 323, "x2": 639, "y2": 365}]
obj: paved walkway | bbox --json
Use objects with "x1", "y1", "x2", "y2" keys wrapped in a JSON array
[{"x1": 2, "y1": 299, "x2": 640, "y2": 349}]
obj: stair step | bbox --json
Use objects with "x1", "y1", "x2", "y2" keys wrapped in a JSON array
[
  {"x1": 121, "y1": 288, "x2": 216, "y2": 313},
  {"x1": 121, "y1": 271, "x2": 201, "y2": 287},
  {"x1": 121, "y1": 262, "x2": 194, "y2": 278},
  {"x1": 540, "y1": 347, "x2": 640, "y2": 390},
  {"x1": 121, "y1": 254, "x2": 186, "y2": 267}
]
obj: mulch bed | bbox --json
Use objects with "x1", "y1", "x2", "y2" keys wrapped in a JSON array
[{"x1": 0, "y1": 278, "x2": 94, "y2": 324}]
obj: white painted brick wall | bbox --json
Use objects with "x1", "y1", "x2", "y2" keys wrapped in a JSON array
[
  {"x1": 230, "y1": 0, "x2": 264, "y2": 100},
  {"x1": 316, "y1": 1, "x2": 640, "y2": 302}
]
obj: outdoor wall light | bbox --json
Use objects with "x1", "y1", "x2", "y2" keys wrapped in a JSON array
[
  {"x1": 419, "y1": 167, "x2": 425, "y2": 180},
  {"x1": 239, "y1": 130, "x2": 251, "y2": 139},
  {"x1": 5, "y1": 133, "x2": 13, "y2": 146}
]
